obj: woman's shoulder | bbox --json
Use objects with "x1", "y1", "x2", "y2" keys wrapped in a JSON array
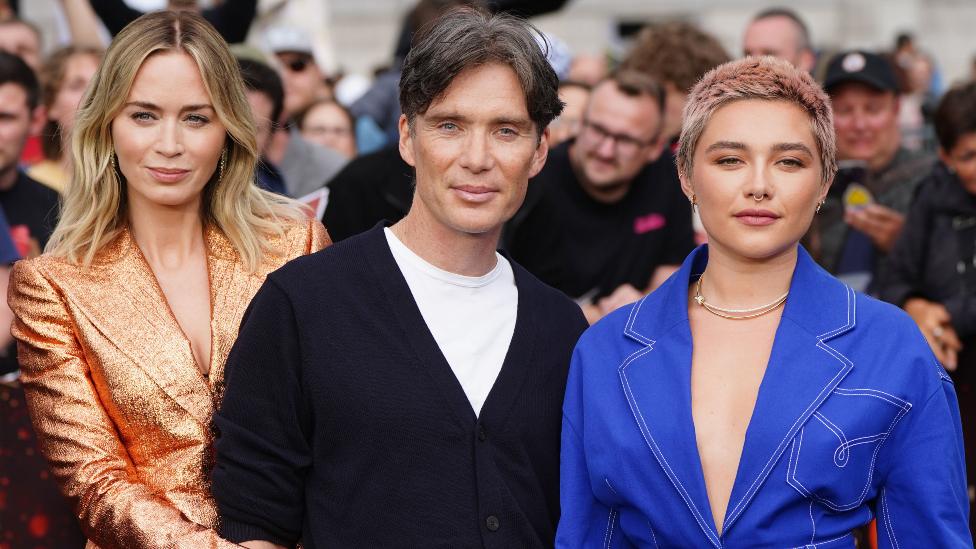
[
  {"x1": 261, "y1": 217, "x2": 330, "y2": 267},
  {"x1": 10, "y1": 252, "x2": 88, "y2": 288},
  {"x1": 841, "y1": 291, "x2": 950, "y2": 393}
]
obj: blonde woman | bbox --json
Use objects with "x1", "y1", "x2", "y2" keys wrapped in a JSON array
[{"x1": 7, "y1": 11, "x2": 328, "y2": 548}]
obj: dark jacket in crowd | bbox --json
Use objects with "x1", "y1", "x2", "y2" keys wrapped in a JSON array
[
  {"x1": 879, "y1": 163, "x2": 976, "y2": 338},
  {"x1": 817, "y1": 148, "x2": 934, "y2": 282},
  {"x1": 321, "y1": 146, "x2": 414, "y2": 242},
  {"x1": 89, "y1": 0, "x2": 257, "y2": 43},
  {"x1": 213, "y1": 224, "x2": 588, "y2": 548},
  {"x1": 878, "y1": 162, "x2": 976, "y2": 355}
]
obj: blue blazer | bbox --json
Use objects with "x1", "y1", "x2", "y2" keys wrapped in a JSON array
[{"x1": 557, "y1": 245, "x2": 971, "y2": 548}]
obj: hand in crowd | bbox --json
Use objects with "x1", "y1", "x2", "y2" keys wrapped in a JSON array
[
  {"x1": 597, "y1": 283, "x2": 645, "y2": 318},
  {"x1": 844, "y1": 204, "x2": 905, "y2": 253},
  {"x1": 905, "y1": 297, "x2": 962, "y2": 370}
]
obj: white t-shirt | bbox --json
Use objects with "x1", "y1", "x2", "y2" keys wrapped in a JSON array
[{"x1": 384, "y1": 228, "x2": 517, "y2": 416}]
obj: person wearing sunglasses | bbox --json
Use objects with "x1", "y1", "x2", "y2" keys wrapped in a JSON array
[
  {"x1": 505, "y1": 69, "x2": 695, "y2": 323},
  {"x1": 260, "y1": 26, "x2": 347, "y2": 199}
]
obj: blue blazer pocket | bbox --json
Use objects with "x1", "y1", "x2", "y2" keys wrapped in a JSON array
[{"x1": 786, "y1": 387, "x2": 912, "y2": 511}]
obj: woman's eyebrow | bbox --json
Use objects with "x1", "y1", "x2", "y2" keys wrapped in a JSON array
[{"x1": 704, "y1": 140, "x2": 746, "y2": 153}]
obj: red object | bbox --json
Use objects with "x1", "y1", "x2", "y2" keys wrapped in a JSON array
[
  {"x1": 19, "y1": 135, "x2": 43, "y2": 166},
  {"x1": 27, "y1": 513, "x2": 49, "y2": 537},
  {"x1": 9, "y1": 225, "x2": 31, "y2": 258}
]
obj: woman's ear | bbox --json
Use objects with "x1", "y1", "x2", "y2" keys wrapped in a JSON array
[{"x1": 678, "y1": 167, "x2": 695, "y2": 203}]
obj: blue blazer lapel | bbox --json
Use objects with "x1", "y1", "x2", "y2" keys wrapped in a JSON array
[
  {"x1": 722, "y1": 248, "x2": 856, "y2": 535},
  {"x1": 618, "y1": 249, "x2": 723, "y2": 548},
  {"x1": 618, "y1": 246, "x2": 857, "y2": 544}
]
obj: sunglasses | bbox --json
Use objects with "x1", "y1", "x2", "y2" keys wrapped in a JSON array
[{"x1": 285, "y1": 58, "x2": 311, "y2": 72}]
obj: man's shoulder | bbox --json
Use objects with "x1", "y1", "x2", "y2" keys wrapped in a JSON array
[
  {"x1": 12, "y1": 171, "x2": 59, "y2": 202},
  {"x1": 532, "y1": 140, "x2": 575, "y2": 186},
  {"x1": 509, "y1": 258, "x2": 587, "y2": 326},
  {"x1": 632, "y1": 150, "x2": 680, "y2": 191},
  {"x1": 269, "y1": 225, "x2": 384, "y2": 289},
  {"x1": 882, "y1": 148, "x2": 936, "y2": 186}
]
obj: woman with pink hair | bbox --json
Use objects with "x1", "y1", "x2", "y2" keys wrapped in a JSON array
[{"x1": 556, "y1": 57, "x2": 970, "y2": 547}]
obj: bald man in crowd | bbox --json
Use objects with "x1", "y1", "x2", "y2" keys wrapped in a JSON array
[{"x1": 742, "y1": 7, "x2": 816, "y2": 73}]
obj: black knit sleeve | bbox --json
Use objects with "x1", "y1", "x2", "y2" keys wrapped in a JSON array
[
  {"x1": 203, "y1": 0, "x2": 258, "y2": 44},
  {"x1": 88, "y1": 0, "x2": 141, "y2": 36},
  {"x1": 212, "y1": 278, "x2": 311, "y2": 546}
]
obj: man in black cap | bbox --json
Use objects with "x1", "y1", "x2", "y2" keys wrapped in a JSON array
[{"x1": 817, "y1": 50, "x2": 934, "y2": 292}]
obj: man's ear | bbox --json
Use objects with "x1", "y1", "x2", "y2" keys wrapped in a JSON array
[
  {"x1": 397, "y1": 114, "x2": 416, "y2": 168},
  {"x1": 29, "y1": 105, "x2": 46, "y2": 137},
  {"x1": 645, "y1": 134, "x2": 667, "y2": 164},
  {"x1": 528, "y1": 127, "x2": 550, "y2": 179}
]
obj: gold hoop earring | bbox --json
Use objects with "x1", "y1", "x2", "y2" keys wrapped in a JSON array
[{"x1": 217, "y1": 148, "x2": 227, "y2": 183}]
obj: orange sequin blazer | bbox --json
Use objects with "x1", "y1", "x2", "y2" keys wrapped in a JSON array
[{"x1": 8, "y1": 220, "x2": 329, "y2": 549}]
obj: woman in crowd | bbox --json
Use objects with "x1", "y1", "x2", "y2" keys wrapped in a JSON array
[
  {"x1": 28, "y1": 45, "x2": 102, "y2": 193},
  {"x1": 557, "y1": 57, "x2": 969, "y2": 547},
  {"x1": 879, "y1": 81, "x2": 976, "y2": 534},
  {"x1": 7, "y1": 11, "x2": 328, "y2": 548},
  {"x1": 297, "y1": 98, "x2": 357, "y2": 159}
]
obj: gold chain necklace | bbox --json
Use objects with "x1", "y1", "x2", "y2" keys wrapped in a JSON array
[{"x1": 694, "y1": 275, "x2": 788, "y2": 320}]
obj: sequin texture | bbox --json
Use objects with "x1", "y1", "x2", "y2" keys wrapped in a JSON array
[{"x1": 7, "y1": 220, "x2": 329, "y2": 548}]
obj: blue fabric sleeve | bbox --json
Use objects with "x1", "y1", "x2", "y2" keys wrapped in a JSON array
[
  {"x1": 874, "y1": 372, "x2": 972, "y2": 548},
  {"x1": 556, "y1": 346, "x2": 635, "y2": 549}
]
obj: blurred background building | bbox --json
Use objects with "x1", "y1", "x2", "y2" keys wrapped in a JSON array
[{"x1": 18, "y1": 0, "x2": 976, "y2": 88}]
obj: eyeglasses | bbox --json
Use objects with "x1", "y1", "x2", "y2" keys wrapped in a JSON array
[
  {"x1": 303, "y1": 125, "x2": 352, "y2": 138},
  {"x1": 579, "y1": 119, "x2": 656, "y2": 156}
]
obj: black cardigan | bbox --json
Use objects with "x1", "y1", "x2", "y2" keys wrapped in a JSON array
[{"x1": 212, "y1": 224, "x2": 588, "y2": 548}]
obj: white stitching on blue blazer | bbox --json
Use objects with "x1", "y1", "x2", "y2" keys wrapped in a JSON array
[{"x1": 556, "y1": 245, "x2": 972, "y2": 548}]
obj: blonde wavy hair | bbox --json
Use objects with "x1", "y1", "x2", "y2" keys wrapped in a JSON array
[{"x1": 46, "y1": 10, "x2": 304, "y2": 270}]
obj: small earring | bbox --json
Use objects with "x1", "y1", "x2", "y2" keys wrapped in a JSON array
[
  {"x1": 217, "y1": 148, "x2": 227, "y2": 182},
  {"x1": 689, "y1": 193, "x2": 697, "y2": 206},
  {"x1": 816, "y1": 199, "x2": 825, "y2": 214},
  {"x1": 110, "y1": 152, "x2": 117, "y2": 172}
]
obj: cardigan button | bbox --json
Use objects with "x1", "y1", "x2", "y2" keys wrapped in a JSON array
[
  {"x1": 478, "y1": 426, "x2": 487, "y2": 441},
  {"x1": 485, "y1": 515, "x2": 500, "y2": 531}
]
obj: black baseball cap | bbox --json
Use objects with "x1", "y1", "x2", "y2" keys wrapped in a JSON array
[{"x1": 823, "y1": 50, "x2": 898, "y2": 93}]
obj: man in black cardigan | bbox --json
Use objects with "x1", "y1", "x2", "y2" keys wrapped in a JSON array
[{"x1": 212, "y1": 8, "x2": 588, "y2": 548}]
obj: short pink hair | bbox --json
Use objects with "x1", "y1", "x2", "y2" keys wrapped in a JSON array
[{"x1": 677, "y1": 56, "x2": 836, "y2": 186}]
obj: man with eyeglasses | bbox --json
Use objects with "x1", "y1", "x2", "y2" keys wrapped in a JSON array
[{"x1": 506, "y1": 69, "x2": 695, "y2": 323}]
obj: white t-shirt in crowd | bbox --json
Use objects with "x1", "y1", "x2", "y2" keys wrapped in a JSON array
[{"x1": 384, "y1": 228, "x2": 517, "y2": 417}]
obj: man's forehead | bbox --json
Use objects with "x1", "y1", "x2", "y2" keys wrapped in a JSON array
[
  {"x1": 0, "y1": 82, "x2": 29, "y2": 109},
  {"x1": 422, "y1": 63, "x2": 531, "y2": 121},
  {"x1": 588, "y1": 81, "x2": 658, "y2": 117},
  {"x1": 748, "y1": 16, "x2": 799, "y2": 40},
  {"x1": 830, "y1": 82, "x2": 895, "y2": 103}
]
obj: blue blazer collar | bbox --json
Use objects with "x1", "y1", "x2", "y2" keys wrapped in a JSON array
[
  {"x1": 618, "y1": 245, "x2": 856, "y2": 544},
  {"x1": 625, "y1": 244, "x2": 855, "y2": 344}
]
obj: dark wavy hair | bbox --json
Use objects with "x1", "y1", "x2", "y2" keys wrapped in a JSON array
[{"x1": 398, "y1": 6, "x2": 563, "y2": 136}]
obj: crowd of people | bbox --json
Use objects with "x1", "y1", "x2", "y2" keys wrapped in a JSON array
[{"x1": 1, "y1": 0, "x2": 975, "y2": 547}]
